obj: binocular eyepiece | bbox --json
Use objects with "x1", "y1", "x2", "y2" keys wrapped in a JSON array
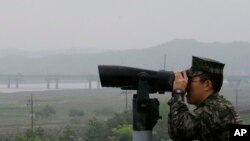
[{"x1": 98, "y1": 65, "x2": 174, "y2": 94}]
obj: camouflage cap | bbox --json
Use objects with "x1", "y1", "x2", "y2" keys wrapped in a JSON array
[{"x1": 187, "y1": 56, "x2": 225, "y2": 77}]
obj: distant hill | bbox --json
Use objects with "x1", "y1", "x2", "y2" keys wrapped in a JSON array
[{"x1": 0, "y1": 39, "x2": 250, "y2": 75}]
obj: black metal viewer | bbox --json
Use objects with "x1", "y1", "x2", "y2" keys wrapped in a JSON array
[{"x1": 98, "y1": 65, "x2": 174, "y2": 141}]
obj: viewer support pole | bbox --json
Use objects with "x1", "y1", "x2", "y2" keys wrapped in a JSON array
[{"x1": 132, "y1": 72, "x2": 161, "y2": 141}]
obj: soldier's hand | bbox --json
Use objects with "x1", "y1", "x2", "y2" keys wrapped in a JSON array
[{"x1": 173, "y1": 71, "x2": 188, "y2": 92}]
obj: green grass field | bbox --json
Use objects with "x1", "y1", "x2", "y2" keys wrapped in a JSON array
[{"x1": 0, "y1": 84, "x2": 250, "y2": 136}]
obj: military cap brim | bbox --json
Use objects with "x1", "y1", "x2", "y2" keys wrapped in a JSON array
[{"x1": 187, "y1": 56, "x2": 225, "y2": 77}]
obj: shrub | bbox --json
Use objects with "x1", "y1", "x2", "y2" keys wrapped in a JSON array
[
  {"x1": 35, "y1": 105, "x2": 56, "y2": 119},
  {"x1": 69, "y1": 109, "x2": 85, "y2": 117},
  {"x1": 93, "y1": 107, "x2": 113, "y2": 116}
]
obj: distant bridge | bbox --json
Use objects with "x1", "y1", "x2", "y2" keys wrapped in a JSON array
[
  {"x1": 0, "y1": 74, "x2": 100, "y2": 89},
  {"x1": 0, "y1": 74, "x2": 249, "y2": 89},
  {"x1": 224, "y1": 75, "x2": 250, "y2": 85}
]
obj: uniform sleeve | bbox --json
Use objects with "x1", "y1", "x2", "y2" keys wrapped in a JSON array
[{"x1": 168, "y1": 94, "x2": 200, "y2": 140}]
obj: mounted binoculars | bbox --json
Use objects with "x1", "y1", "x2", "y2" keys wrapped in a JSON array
[{"x1": 98, "y1": 65, "x2": 175, "y2": 94}]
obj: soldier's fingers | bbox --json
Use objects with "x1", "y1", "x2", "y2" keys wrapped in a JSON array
[
  {"x1": 174, "y1": 72, "x2": 179, "y2": 79},
  {"x1": 176, "y1": 72, "x2": 182, "y2": 79},
  {"x1": 179, "y1": 72, "x2": 185, "y2": 80},
  {"x1": 183, "y1": 71, "x2": 188, "y2": 81}
]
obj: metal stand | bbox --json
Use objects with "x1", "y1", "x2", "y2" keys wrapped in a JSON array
[{"x1": 132, "y1": 72, "x2": 161, "y2": 141}]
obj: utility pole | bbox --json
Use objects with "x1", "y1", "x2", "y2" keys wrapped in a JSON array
[
  {"x1": 125, "y1": 90, "x2": 128, "y2": 111},
  {"x1": 235, "y1": 80, "x2": 240, "y2": 112},
  {"x1": 27, "y1": 94, "x2": 34, "y2": 132},
  {"x1": 163, "y1": 54, "x2": 166, "y2": 70},
  {"x1": 121, "y1": 90, "x2": 130, "y2": 111},
  {"x1": 235, "y1": 88, "x2": 238, "y2": 112}
]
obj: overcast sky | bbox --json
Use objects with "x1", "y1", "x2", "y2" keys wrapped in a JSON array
[{"x1": 0, "y1": 0, "x2": 249, "y2": 51}]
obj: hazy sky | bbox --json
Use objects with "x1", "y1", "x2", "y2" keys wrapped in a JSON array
[{"x1": 0, "y1": 0, "x2": 249, "y2": 50}]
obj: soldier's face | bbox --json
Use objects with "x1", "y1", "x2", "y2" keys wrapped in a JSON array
[{"x1": 186, "y1": 76, "x2": 204, "y2": 105}]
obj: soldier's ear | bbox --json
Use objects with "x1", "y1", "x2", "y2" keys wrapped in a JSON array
[{"x1": 203, "y1": 80, "x2": 213, "y2": 91}]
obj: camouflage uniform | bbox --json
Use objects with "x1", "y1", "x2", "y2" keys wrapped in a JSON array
[
  {"x1": 168, "y1": 56, "x2": 242, "y2": 141},
  {"x1": 168, "y1": 93, "x2": 242, "y2": 141}
]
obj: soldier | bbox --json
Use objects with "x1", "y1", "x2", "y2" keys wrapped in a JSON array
[{"x1": 168, "y1": 56, "x2": 242, "y2": 141}]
